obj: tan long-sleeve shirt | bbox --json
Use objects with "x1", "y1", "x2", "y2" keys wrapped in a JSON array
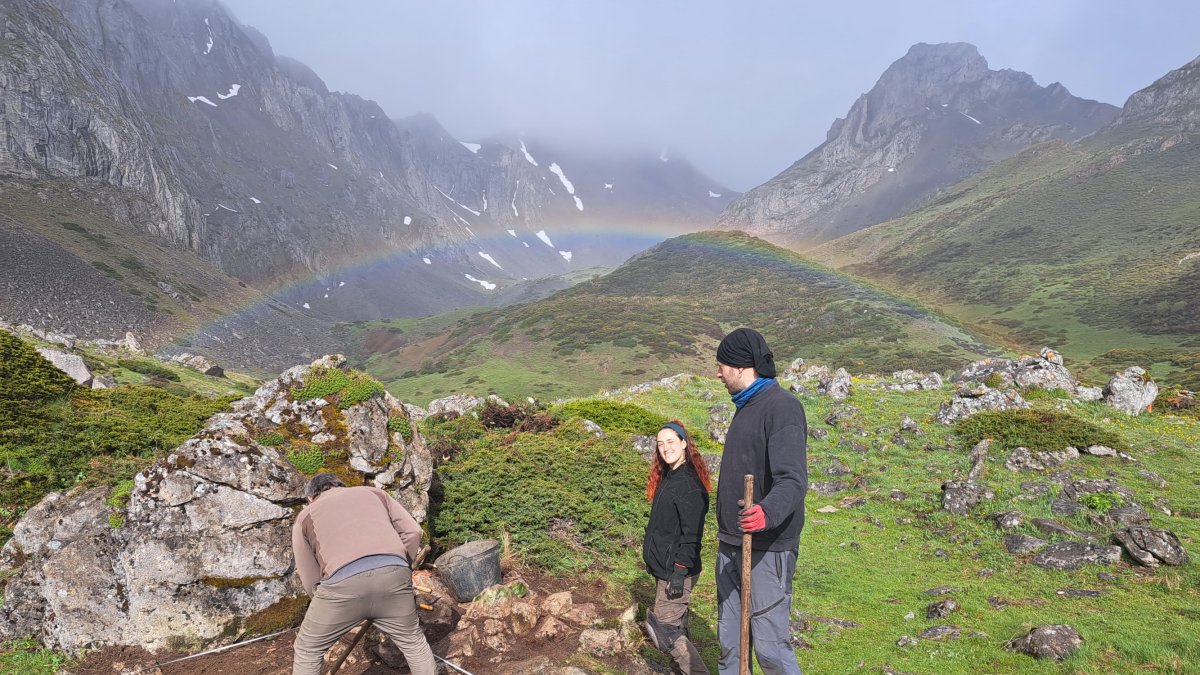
[{"x1": 291, "y1": 485, "x2": 422, "y2": 594}]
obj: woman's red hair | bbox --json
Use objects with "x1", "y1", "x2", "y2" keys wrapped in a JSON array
[{"x1": 646, "y1": 420, "x2": 712, "y2": 501}]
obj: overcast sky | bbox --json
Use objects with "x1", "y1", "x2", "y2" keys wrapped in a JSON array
[{"x1": 220, "y1": 0, "x2": 1200, "y2": 191}]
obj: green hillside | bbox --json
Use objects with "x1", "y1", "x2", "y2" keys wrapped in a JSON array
[
  {"x1": 431, "y1": 376, "x2": 1200, "y2": 673},
  {"x1": 352, "y1": 231, "x2": 1000, "y2": 404},
  {"x1": 809, "y1": 136, "x2": 1200, "y2": 388}
]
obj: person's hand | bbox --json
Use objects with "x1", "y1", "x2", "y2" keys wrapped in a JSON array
[
  {"x1": 738, "y1": 504, "x2": 768, "y2": 533},
  {"x1": 667, "y1": 567, "x2": 687, "y2": 599}
]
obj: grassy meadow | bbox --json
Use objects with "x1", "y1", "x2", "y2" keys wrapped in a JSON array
[{"x1": 430, "y1": 374, "x2": 1200, "y2": 673}]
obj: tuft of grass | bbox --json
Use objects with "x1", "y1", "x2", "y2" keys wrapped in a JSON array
[
  {"x1": 0, "y1": 639, "x2": 69, "y2": 674},
  {"x1": 117, "y1": 358, "x2": 181, "y2": 382}
]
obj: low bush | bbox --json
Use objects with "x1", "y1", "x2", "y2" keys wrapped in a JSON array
[
  {"x1": 432, "y1": 425, "x2": 648, "y2": 571},
  {"x1": 0, "y1": 330, "x2": 77, "y2": 406},
  {"x1": 955, "y1": 408, "x2": 1126, "y2": 454},
  {"x1": 422, "y1": 413, "x2": 486, "y2": 464},
  {"x1": 554, "y1": 400, "x2": 667, "y2": 436},
  {"x1": 293, "y1": 367, "x2": 385, "y2": 409},
  {"x1": 388, "y1": 416, "x2": 414, "y2": 443}
]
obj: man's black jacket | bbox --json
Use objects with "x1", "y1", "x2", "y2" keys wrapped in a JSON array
[{"x1": 716, "y1": 381, "x2": 808, "y2": 551}]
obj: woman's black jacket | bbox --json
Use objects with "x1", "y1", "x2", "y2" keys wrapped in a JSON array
[{"x1": 642, "y1": 462, "x2": 709, "y2": 580}]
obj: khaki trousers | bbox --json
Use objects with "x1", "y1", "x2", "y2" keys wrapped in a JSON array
[
  {"x1": 292, "y1": 565, "x2": 435, "y2": 675},
  {"x1": 654, "y1": 575, "x2": 711, "y2": 675}
]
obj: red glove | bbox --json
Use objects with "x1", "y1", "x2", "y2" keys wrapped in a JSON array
[{"x1": 739, "y1": 504, "x2": 768, "y2": 533}]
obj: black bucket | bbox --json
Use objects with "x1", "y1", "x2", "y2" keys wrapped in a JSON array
[{"x1": 437, "y1": 539, "x2": 502, "y2": 602}]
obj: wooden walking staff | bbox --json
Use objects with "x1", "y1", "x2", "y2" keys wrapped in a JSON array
[{"x1": 740, "y1": 474, "x2": 754, "y2": 675}]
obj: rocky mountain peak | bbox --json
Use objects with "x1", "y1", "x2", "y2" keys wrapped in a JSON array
[
  {"x1": 717, "y1": 42, "x2": 1119, "y2": 247},
  {"x1": 1111, "y1": 53, "x2": 1200, "y2": 132}
]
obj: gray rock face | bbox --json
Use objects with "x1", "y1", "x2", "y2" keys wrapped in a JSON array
[
  {"x1": 1005, "y1": 447, "x2": 1044, "y2": 472},
  {"x1": 1103, "y1": 366, "x2": 1158, "y2": 415},
  {"x1": 1004, "y1": 534, "x2": 1048, "y2": 555},
  {"x1": 941, "y1": 480, "x2": 994, "y2": 515},
  {"x1": 966, "y1": 439, "x2": 990, "y2": 482},
  {"x1": 427, "y1": 393, "x2": 484, "y2": 417},
  {"x1": 952, "y1": 350, "x2": 1086, "y2": 395},
  {"x1": 1032, "y1": 542, "x2": 1121, "y2": 570},
  {"x1": 708, "y1": 404, "x2": 733, "y2": 444},
  {"x1": 1004, "y1": 624, "x2": 1083, "y2": 661},
  {"x1": 935, "y1": 385, "x2": 1028, "y2": 424},
  {"x1": 888, "y1": 370, "x2": 943, "y2": 391},
  {"x1": 171, "y1": 353, "x2": 224, "y2": 377},
  {"x1": 715, "y1": 42, "x2": 1117, "y2": 246},
  {"x1": 35, "y1": 347, "x2": 93, "y2": 386},
  {"x1": 1113, "y1": 527, "x2": 1189, "y2": 567},
  {"x1": 0, "y1": 356, "x2": 431, "y2": 652}
]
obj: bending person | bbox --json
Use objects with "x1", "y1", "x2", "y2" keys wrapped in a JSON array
[
  {"x1": 291, "y1": 473, "x2": 436, "y2": 675},
  {"x1": 643, "y1": 420, "x2": 713, "y2": 675}
]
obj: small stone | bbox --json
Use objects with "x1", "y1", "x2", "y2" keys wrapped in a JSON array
[
  {"x1": 816, "y1": 505, "x2": 839, "y2": 513},
  {"x1": 1081, "y1": 445, "x2": 1117, "y2": 457},
  {"x1": 990, "y1": 511, "x2": 1024, "y2": 529},
  {"x1": 541, "y1": 591, "x2": 573, "y2": 616},
  {"x1": 923, "y1": 586, "x2": 959, "y2": 597},
  {"x1": 903, "y1": 611, "x2": 915, "y2": 621},
  {"x1": 889, "y1": 490, "x2": 907, "y2": 501},
  {"x1": 896, "y1": 635, "x2": 919, "y2": 648},
  {"x1": 978, "y1": 568, "x2": 995, "y2": 578},
  {"x1": 919, "y1": 625, "x2": 960, "y2": 641},
  {"x1": 1032, "y1": 542, "x2": 1121, "y2": 570},
  {"x1": 926, "y1": 599, "x2": 959, "y2": 619},
  {"x1": 1004, "y1": 624, "x2": 1083, "y2": 661},
  {"x1": 1056, "y1": 589, "x2": 1108, "y2": 598}
]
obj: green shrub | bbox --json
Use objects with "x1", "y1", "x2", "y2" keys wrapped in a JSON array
[
  {"x1": 388, "y1": 416, "x2": 414, "y2": 443},
  {"x1": 422, "y1": 413, "x2": 486, "y2": 463},
  {"x1": 1079, "y1": 492, "x2": 1123, "y2": 511},
  {"x1": 292, "y1": 367, "x2": 384, "y2": 409},
  {"x1": 255, "y1": 432, "x2": 286, "y2": 447},
  {"x1": 982, "y1": 373, "x2": 1005, "y2": 389},
  {"x1": 432, "y1": 425, "x2": 649, "y2": 571},
  {"x1": 0, "y1": 330, "x2": 77, "y2": 405},
  {"x1": 107, "y1": 479, "x2": 135, "y2": 510},
  {"x1": 554, "y1": 400, "x2": 667, "y2": 436},
  {"x1": 955, "y1": 409, "x2": 1126, "y2": 454},
  {"x1": 0, "y1": 385, "x2": 234, "y2": 543},
  {"x1": 287, "y1": 447, "x2": 326, "y2": 475},
  {"x1": 117, "y1": 358, "x2": 180, "y2": 381}
]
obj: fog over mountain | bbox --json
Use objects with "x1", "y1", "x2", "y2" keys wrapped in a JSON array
[{"x1": 221, "y1": 0, "x2": 1200, "y2": 190}]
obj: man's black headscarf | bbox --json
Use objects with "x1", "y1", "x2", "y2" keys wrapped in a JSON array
[{"x1": 716, "y1": 327, "x2": 776, "y2": 378}]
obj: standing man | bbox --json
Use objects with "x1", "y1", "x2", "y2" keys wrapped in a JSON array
[
  {"x1": 291, "y1": 473, "x2": 436, "y2": 675},
  {"x1": 714, "y1": 328, "x2": 808, "y2": 674}
]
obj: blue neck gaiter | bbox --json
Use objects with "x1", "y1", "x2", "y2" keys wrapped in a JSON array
[{"x1": 731, "y1": 377, "x2": 775, "y2": 409}]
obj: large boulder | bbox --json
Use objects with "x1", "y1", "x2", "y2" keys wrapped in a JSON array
[
  {"x1": 1113, "y1": 527, "x2": 1189, "y2": 567},
  {"x1": 0, "y1": 356, "x2": 431, "y2": 653},
  {"x1": 35, "y1": 347, "x2": 93, "y2": 387},
  {"x1": 427, "y1": 393, "x2": 484, "y2": 417},
  {"x1": 171, "y1": 352, "x2": 225, "y2": 377},
  {"x1": 1103, "y1": 366, "x2": 1158, "y2": 415},
  {"x1": 935, "y1": 385, "x2": 1029, "y2": 424}
]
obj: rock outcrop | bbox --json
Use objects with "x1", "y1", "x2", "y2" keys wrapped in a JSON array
[
  {"x1": 0, "y1": 355, "x2": 432, "y2": 652},
  {"x1": 935, "y1": 384, "x2": 1029, "y2": 424},
  {"x1": 1102, "y1": 366, "x2": 1158, "y2": 415}
]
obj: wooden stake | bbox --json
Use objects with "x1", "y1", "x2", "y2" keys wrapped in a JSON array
[
  {"x1": 740, "y1": 474, "x2": 754, "y2": 675},
  {"x1": 325, "y1": 620, "x2": 370, "y2": 675}
]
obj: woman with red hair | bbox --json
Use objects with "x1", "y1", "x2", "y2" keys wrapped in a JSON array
[{"x1": 642, "y1": 420, "x2": 712, "y2": 675}]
